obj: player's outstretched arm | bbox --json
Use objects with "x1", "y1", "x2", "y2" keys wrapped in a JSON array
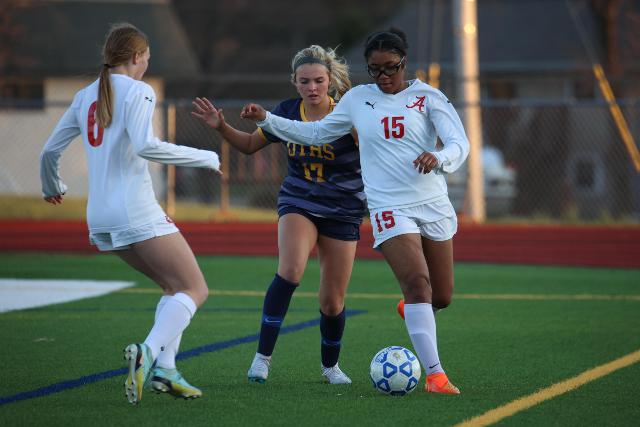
[
  {"x1": 126, "y1": 88, "x2": 222, "y2": 173},
  {"x1": 192, "y1": 97, "x2": 268, "y2": 155},
  {"x1": 244, "y1": 94, "x2": 353, "y2": 147}
]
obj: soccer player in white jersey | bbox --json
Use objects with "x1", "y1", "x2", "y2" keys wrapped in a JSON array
[
  {"x1": 240, "y1": 28, "x2": 469, "y2": 394},
  {"x1": 39, "y1": 23, "x2": 221, "y2": 404}
]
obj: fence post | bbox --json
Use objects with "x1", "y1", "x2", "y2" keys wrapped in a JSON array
[
  {"x1": 454, "y1": 0, "x2": 485, "y2": 222},
  {"x1": 166, "y1": 103, "x2": 176, "y2": 217},
  {"x1": 220, "y1": 141, "x2": 230, "y2": 215}
]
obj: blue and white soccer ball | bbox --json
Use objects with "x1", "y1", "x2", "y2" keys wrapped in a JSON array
[{"x1": 370, "y1": 346, "x2": 421, "y2": 396}]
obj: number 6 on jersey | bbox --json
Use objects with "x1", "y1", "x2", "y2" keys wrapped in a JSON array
[{"x1": 87, "y1": 101, "x2": 104, "y2": 147}]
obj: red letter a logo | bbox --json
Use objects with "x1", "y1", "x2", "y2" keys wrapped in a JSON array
[{"x1": 406, "y1": 96, "x2": 426, "y2": 112}]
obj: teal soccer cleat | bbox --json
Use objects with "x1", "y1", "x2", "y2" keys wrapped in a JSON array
[
  {"x1": 150, "y1": 367, "x2": 203, "y2": 399},
  {"x1": 123, "y1": 343, "x2": 154, "y2": 404}
]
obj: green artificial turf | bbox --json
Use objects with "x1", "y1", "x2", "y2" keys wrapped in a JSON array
[{"x1": 0, "y1": 254, "x2": 638, "y2": 426}]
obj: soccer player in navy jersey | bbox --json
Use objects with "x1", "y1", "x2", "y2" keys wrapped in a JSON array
[
  {"x1": 192, "y1": 45, "x2": 365, "y2": 384},
  {"x1": 241, "y1": 28, "x2": 469, "y2": 394}
]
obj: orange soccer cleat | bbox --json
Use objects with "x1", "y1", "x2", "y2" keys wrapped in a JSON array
[
  {"x1": 425, "y1": 372, "x2": 460, "y2": 395},
  {"x1": 397, "y1": 299, "x2": 405, "y2": 319}
]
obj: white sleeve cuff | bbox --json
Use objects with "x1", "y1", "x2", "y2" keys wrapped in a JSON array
[
  {"x1": 210, "y1": 152, "x2": 221, "y2": 171},
  {"x1": 256, "y1": 111, "x2": 271, "y2": 128},
  {"x1": 433, "y1": 151, "x2": 446, "y2": 174}
]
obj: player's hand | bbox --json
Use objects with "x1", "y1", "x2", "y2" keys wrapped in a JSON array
[
  {"x1": 413, "y1": 152, "x2": 439, "y2": 174},
  {"x1": 240, "y1": 103, "x2": 266, "y2": 121},
  {"x1": 44, "y1": 194, "x2": 64, "y2": 205},
  {"x1": 191, "y1": 97, "x2": 226, "y2": 130}
]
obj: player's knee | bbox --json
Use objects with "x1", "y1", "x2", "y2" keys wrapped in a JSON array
[
  {"x1": 432, "y1": 295, "x2": 451, "y2": 309},
  {"x1": 319, "y1": 298, "x2": 344, "y2": 316},
  {"x1": 200, "y1": 285, "x2": 210, "y2": 301},
  {"x1": 183, "y1": 277, "x2": 209, "y2": 307},
  {"x1": 403, "y1": 272, "x2": 430, "y2": 290},
  {"x1": 278, "y1": 265, "x2": 304, "y2": 284},
  {"x1": 401, "y1": 273, "x2": 431, "y2": 302},
  {"x1": 191, "y1": 285, "x2": 208, "y2": 307},
  {"x1": 431, "y1": 280, "x2": 454, "y2": 309}
]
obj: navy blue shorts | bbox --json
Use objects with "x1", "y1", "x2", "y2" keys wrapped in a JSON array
[{"x1": 278, "y1": 206, "x2": 360, "y2": 241}]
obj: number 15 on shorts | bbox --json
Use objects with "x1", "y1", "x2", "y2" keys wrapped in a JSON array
[{"x1": 374, "y1": 211, "x2": 395, "y2": 233}]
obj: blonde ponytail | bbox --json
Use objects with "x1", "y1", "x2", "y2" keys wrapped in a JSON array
[
  {"x1": 96, "y1": 23, "x2": 148, "y2": 128},
  {"x1": 96, "y1": 64, "x2": 114, "y2": 128}
]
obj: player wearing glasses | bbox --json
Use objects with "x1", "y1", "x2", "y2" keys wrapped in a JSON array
[{"x1": 240, "y1": 28, "x2": 469, "y2": 395}]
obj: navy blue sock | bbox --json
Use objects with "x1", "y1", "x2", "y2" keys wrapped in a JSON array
[
  {"x1": 257, "y1": 273, "x2": 298, "y2": 356},
  {"x1": 320, "y1": 308, "x2": 346, "y2": 368}
]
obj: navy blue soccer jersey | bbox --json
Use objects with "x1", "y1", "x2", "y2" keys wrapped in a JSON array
[{"x1": 259, "y1": 98, "x2": 366, "y2": 224}]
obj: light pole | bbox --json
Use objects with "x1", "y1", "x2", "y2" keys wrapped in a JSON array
[{"x1": 453, "y1": 0, "x2": 485, "y2": 222}]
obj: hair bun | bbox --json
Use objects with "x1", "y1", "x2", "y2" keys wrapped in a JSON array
[{"x1": 388, "y1": 27, "x2": 408, "y2": 46}]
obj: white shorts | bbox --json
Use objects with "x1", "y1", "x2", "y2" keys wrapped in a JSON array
[
  {"x1": 369, "y1": 198, "x2": 457, "y2": 248},
  {"x1": 89, "y1": 216, "x2": 179, "y2": 252}
]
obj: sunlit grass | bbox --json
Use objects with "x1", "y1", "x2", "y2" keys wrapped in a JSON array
[{"x1": 0, "y1": 196, "x2": 277, "y2": 222}]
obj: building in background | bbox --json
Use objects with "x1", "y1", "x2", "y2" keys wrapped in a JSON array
[
  {"x1": 0, "y1": 0, "x2": 199, "y2": 197},
  {"x1": 1, "y1": 0, "x2": 638, "y2": 221}
]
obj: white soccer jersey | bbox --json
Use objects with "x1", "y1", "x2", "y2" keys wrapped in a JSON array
[
  {"x1": 40, "y1": 74, "x2": 220, "y2": 233},
  {"x1": 258, "y1": 79, "x2": 469, "y2": 210}
]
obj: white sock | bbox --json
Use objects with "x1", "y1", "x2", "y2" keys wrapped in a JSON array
[
  {"x1": 154, "y1": 295, "x2": 180, "y2": 369},
  {"x1": 404, "y1": 303, "x2": 444, "y2": 376},
  {"x1": 144, "y1": 292, "x2": 196, "y2": 360},
  {"x1": 154, "y1": 295, "x2": 171, "y2": 317},
  {"x1": 156, "y1": 335, "x2": 181, "y2": 370}
]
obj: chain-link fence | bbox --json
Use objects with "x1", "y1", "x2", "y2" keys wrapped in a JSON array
[
  {"x1": 168, "y1": 100, "x2": 286, "y2": 211},
  {"x1": 1, "y1": 98, "x2": 639, "y2": 223}
]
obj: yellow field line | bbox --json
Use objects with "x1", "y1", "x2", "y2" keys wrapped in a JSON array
[
  {"x1": 454, "y1": 293, "x2": 640, "y2": 301},
  {"x1": 116, "y1": 288, "x2": 640, "y2": 301},
  {"x1": 454, "y1": 349, "x2": 640, "y2": 427}
]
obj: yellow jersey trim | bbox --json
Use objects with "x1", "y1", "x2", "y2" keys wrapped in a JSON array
[
  {"x1": 300, "y1": 96, "x2": 335, "y2": 122},
  {"x1": 256, "y1": 127, "x2": 268, "y2": 141}
]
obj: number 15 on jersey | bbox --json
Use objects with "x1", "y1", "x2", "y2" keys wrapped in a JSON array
[{"x1": 381, "y1": 116, "x2": 405, "y2": 139}]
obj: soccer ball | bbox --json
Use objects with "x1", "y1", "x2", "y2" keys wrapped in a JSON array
[{"x1": 370, "y1": 346, "x2": 421, "y2": 396}]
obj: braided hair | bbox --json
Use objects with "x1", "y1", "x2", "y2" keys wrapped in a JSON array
[{"x1": 363, "y1": 27, "x2": 408, "y2": 60}]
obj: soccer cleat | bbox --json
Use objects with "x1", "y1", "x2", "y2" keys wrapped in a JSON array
[
  {"x1": 397, "y1": 299, "x2": 405, "y2": 319},
  {"x1": 123, "y1": 343, "x2": 154, "y2": 404},
  {"x1": 150, "y1": 367, "x2": 202, "y2": 399},
  {"x1": 247, "y1": 353, "x2": 271, "y2": 383},
  {"x1": 425, "y1": 372, "x2": 460, "y2": 394},
  {"x1": 321, "y1": 364, "x2": 352, "y2": 384}
]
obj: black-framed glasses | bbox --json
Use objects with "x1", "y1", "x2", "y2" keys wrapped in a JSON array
[{"x1": 366, "y1": 57, "x2": 406, "y2": 78}]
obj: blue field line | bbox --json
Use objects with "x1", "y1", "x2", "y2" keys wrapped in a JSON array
[
  {"x1": 24, "y1": 306, "x2": 321, "y2": 313},
  {"x1": 0, "y1": 309, "x2": 366, "y2": 406}
]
